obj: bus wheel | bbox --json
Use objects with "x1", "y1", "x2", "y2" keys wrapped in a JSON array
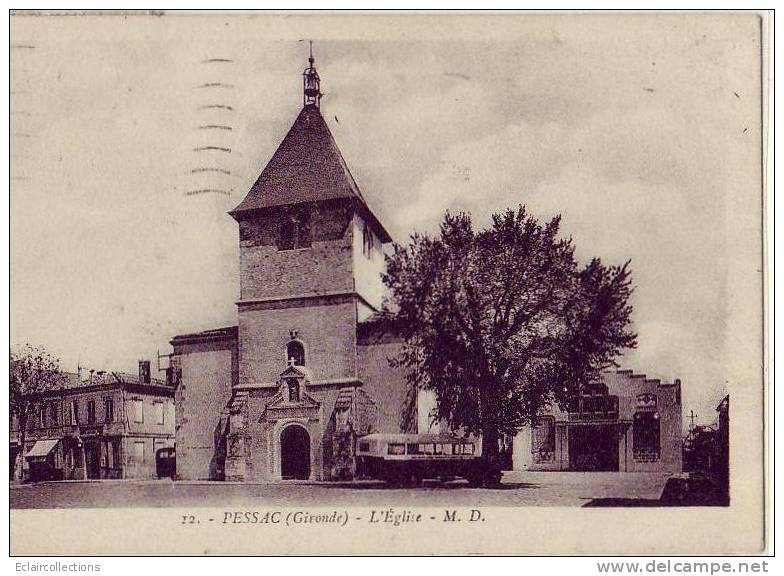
[
  {"x1": 402, "y1": 472, "x2": 421, "y2": 488},
  {"x1": 466, "y1": 475, "x2": 483, "y2": 488},
  {"x1": 383, "y1": 474, "x2": 402, "y2": 488},
  {"x1": 482, "y1": 467, "x2": 503, "y2": 487}
]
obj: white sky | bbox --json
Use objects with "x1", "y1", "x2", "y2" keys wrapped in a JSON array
[{"x1": 10, "y1": 13, "x2": 763, "y2": 428}]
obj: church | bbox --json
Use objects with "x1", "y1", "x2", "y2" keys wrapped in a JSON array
[
  {"x1": 170, "y1": 53, "x2": 416, "y2": 482},
  {"x1": 169, "y1": 52, "x2": 683, "y2": 482}
]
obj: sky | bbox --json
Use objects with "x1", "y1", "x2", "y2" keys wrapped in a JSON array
[{"x1": 10, "y1": 13, "x2": 763, "y2": 429}]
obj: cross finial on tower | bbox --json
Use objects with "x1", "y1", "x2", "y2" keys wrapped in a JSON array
[{"x1": 303, "y1": 42, "x2": 321, "y2": 109}]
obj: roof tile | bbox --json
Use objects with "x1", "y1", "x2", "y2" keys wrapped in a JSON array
[{"x1": 230, "y1": 106, "x2": 391, "y2": 241}]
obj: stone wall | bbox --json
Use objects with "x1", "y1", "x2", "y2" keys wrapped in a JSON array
[
  {"x1": 357, "y1": 332, "x2": 409, "y2": 434},
  {"x1": 238, "y1": 202, "x2": 355, "y2": 301},
  {"x1": 238, "y1": 299, "x2": 358, "y2": 387},
  {"x1": 351, "y1": 213, "x2": 386, "y2": 312},
  {"x1": 173, "y1": 338, "x2": 237, "y2": 480}
]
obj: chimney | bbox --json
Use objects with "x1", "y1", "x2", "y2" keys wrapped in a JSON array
[{"x1": 139, "y1": 360, "x2": 151, "y2": 384}]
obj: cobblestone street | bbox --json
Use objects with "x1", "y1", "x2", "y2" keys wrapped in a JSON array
[{"x1": 10, "y1": 471, "x2": 671, "y2": 509}]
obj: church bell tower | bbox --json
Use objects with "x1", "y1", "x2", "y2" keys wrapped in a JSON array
[{"x1": 229, "y1": 48, "x2": 392, "y2": 391}]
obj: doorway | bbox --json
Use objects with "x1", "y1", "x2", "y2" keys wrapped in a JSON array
[
  {"x1": 84, "y1": 442, "x2": 101, "y2": 479},
  {"x1": 568, "y1": 425, "x2": 619, "y2": 471},
  {"x1": 280, "y1": 425, "x2": 310, "y2": 480}
]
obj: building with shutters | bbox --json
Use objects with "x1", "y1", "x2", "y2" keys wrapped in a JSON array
[{"x1": 10, "y1": 361, "x2": 175, "y2": 482}]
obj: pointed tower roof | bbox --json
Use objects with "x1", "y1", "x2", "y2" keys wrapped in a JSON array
[{"x1": 230, "y1": 52, "x2": 391, "y2": 242}]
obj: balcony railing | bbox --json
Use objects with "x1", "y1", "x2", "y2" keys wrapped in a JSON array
[
  {"x1": 568, "y1": 395, "x2": 619, "y2": 421},
  {"x1": 78, "y1": 423, "x2": 105, "y2": 437}
]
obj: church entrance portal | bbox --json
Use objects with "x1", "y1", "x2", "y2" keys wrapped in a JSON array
[{"x1": 280, "y1": 425, "x2": 311, "y2": 480}]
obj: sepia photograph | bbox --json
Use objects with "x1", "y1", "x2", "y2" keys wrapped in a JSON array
[{"x1": 7, "y1": 10, "x2": 770, "y2": 556}]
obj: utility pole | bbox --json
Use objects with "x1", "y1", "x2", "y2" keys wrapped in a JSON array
[{"x1": 689, "y1": 410, "x2": 697, "y2": 432}]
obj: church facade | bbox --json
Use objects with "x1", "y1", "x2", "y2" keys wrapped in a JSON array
[
  {"x1": 170, "y1": 55, "x2": 415, "y2": 482},
  {"x1": 170, "y1": 53, "x2": 684, "y2": 482}
]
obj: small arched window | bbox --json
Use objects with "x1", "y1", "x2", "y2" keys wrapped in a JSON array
[
  {"x1": 286, "y1": 340, "x2": 305, "y2": 367},
  {"x1": 277, "y1": 209, "x2": 312, "y2": 251},
  {"x1": 278, "y1": 220, "x2": 296, "y2": 251}
]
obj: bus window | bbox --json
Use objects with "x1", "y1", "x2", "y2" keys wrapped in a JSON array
[
  {"x1": 406, "y1": 443, "x2": 419, "y2": 455},
  {"x1": 418, "y1": 443, "x2": 435, "y2": 455},
  {"x1": 435, "y1": 443, "x2": 450, "y2": 455},
  {"x1": 387, "y1": 443, "x2": 405, "y2": 455},
  {"x1": 358, "y1": 442, "x2": 370, "y2": 453},
  {"x1": 455, "y1": 443, "x2": 475, "y2": 455}
]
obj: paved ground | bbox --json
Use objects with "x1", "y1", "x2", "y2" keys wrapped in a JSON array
[{"x1": 10, "y1": 471, "x2": 671, "y2": 509}]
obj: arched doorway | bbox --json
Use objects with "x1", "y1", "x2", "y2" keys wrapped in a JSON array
[{"x1": 280, "y1": 425, "x2": 310, "y2": 480}]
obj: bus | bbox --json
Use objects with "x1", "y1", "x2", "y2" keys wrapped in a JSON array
[{"x1": 355, "y1": 433, "x2": 502, "y2": 487}]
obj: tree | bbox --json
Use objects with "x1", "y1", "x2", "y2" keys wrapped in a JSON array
[
  {"x1": 383, "y1": 206, "x2": 637, "y2": 463},
  {"x1": 9, "y1": 344, "x2": 67, "y2": 481}
]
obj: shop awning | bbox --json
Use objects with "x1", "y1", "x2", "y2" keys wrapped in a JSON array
[{"x1": 25, "y1": 439, "x2": 60, "y2": 460}]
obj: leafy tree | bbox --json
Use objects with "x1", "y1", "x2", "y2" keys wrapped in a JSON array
[
  {"x1": 383, "y1": 206, "x2": 637, "y2": 462},
  {"x1": 9, "y1": 344, "x2": 67, "y2": 481}
]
